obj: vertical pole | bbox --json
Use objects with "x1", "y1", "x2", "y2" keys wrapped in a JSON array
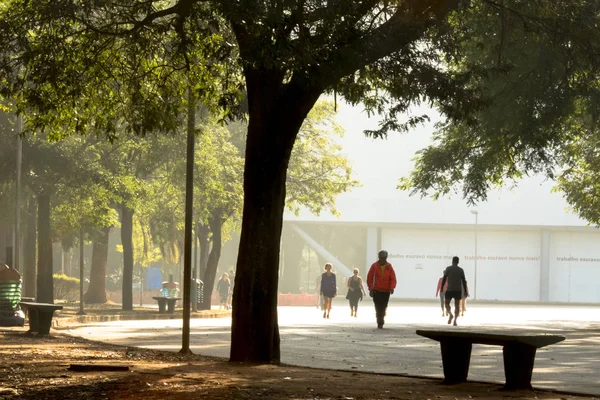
[
  {"x1": 140, "y1": 264, "x2": 143, "y2": 307},
  {"x1": 14, "y1": 115, "x2": 22, "y2": 272},
  {"x1": 192, "y1": 223, "x2": 198, "y2": 312},
  {"x1": 473, "y1": 213, "x2": 478, "y2": 300},
  {"x1": 78, "y1": 227, "x2": 85, "y2": 315},
  {"x1": 180, "y1": 85, "x2": 195, "y2": 354}
]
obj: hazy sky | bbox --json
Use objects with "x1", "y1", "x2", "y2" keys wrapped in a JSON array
[{"x1": 287, "y1": 100, "x2": 586, "y2": 228}]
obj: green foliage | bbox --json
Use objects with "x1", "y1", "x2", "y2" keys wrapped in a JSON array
[
  {"x1": 554, "y1": 126, "x2": 600, "y2": 225},
  {"x1": 193, "y1": 120, "x2": 244, "y2": 227},
  {"x1": 287, "y1": 100, "x2": 360, "y2": 215},
  {"x1": 0, "y1": 0, "x2": 242, "y2": 139},
  {"x1": 53, "y1": 273, "x2": 79, "y2": 302},
  {"x1": 399, "y1": 1, "x2": 600, "y2": 206}
]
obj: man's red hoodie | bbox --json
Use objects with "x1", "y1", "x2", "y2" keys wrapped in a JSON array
[{"x1": 367, "y1": 262, "x2": 397, "y2": 292}]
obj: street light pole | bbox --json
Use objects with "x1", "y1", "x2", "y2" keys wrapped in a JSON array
[
  {"x1": 470, "y1": 210, "x2": 479, "y2": 300},
  {"x1": 14, "y1": 114, "x2": 22, "y2": 272}
]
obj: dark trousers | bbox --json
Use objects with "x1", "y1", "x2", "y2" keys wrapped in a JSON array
[{"x1": 373, "y1": 290, "x2": 391, "y2": 325}]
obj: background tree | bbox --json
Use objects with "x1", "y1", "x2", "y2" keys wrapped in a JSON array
[{"x1": 399, "y1": 2, "x2": 600, "y2": 209}]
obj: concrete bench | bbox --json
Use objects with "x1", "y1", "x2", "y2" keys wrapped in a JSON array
[
  {"x1": 20, "y1": 302, "x2": 63, "y2": 335},
  {"x1": 152, "y1": 297, "x2": 181, "y2": 314},
  {"x1": 416, "y1": 329, "x2": 565, "y2": 390}
]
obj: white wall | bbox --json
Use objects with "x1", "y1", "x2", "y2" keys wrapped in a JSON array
[
  {"x1": 381, "y1": 228, "x2": 541, "y2": 301},
  {"x1": 549, "y1": 232, "x2": 600, "y2": 303}
]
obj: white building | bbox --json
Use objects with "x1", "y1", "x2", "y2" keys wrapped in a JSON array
[{"x1": 283, "y1": 102, "x2": 600, "y2": 303}]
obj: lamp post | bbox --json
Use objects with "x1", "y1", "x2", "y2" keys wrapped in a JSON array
[
  {"x1": 14, "y1": 115, "x2": 22, "y2": 272},
  {"x1": 470, "y1": 210, "x2": 479, "y2": 300}
]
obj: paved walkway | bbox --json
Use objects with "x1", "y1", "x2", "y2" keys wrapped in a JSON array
[{"x1": 64, "y1": 302, "x2": 600, "y2": 395}]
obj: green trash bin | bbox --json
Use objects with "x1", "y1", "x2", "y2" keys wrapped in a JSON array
[{"x1": 0, "y1": 280, "x2": 22, "y2": 316}]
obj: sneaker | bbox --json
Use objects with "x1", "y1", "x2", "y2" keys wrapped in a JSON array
[{"x1": 447, "y1": 313, "x2": 453, "y2": 325}]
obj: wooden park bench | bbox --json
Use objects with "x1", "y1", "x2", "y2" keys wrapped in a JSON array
[
  {"x1": 152, "y1": 296, "x2": 181, "y2": 314},
  {"x1": 20, "y1": 302, "x2": 64, "y2": 335},
  {"x1": 416, "y1": 329, "x2": 565, "y2": 390}
]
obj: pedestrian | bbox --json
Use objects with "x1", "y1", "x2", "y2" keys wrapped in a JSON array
[
  {"x1": 227, "y1": 268, "x2": 235, "y2": 310},
  {"x1": 436, "y1": 271, "x2": 448, "y2": 316},
  {"x1": 346, "y1": 268, "x2": 367, "y2": 317},
  {"x1": 320, "y1": 263, "x2": 337, "y2": 319},
  {"x1": 441, "y1": 256, "x2": 469, "y2": 326},
  {"x1": 460, "y1": 280, "x2": 468, "y2": 317},
  {"x1": 366, "y1": 250, "x2": 397, "y2": 329},
  {"x1": 216, "y1": 273, "x2": 230, "y2": 310}
]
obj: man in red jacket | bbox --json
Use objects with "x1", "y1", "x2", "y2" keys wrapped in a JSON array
[{"x1": 367, "y1": 250, "x2": 397, "y2": 329}]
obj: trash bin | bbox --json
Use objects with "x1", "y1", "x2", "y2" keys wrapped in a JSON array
[
  {"x1": 0, "y1": 280, "x2": 21, "y2": 315},
  {"x1": 0, "y1": 264, "x2": 25, "y2": 327},
  {"x1": 194, "y1": 279, "x2": 204, "y2": 307}
]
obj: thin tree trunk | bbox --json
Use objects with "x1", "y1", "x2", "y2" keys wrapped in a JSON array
[
  {"x1": 36, "y1": 193, "x2": 53, "y2": 303},
  {"x1": 84, "y1": 226, "x2": 110, "y2": 303},
  {"x1": 200, "y1": 213, "x2": 223, "y2": 311},
  {"x1": 23, "y1": 198, "x2": 37, "y2": 298},
  {"x1": 197, "y1": 223, "x2": 210, "y2": 281},
  {"x1": 121, "y1": 205, "x2": 134, "y2": 310},
  {"x1": 64, "y1": 247, "x2": 73, "y2": 277}
]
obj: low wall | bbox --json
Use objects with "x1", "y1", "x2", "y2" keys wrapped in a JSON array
[{"x1": 105, "y1": 291, "x2": 319, "y2": 307}]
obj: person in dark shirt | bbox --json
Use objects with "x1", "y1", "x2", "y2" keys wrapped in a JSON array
[
  {"x1": 216, "y1": 273, "x2": 230, "y2": 310},
  {"x1": 441, "y1": 256, "x2": 469, "y2": 326},
  {"x1": 320, "y1": 263, "x2": 337, "y2": 319}
]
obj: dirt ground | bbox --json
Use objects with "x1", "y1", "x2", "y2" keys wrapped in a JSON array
[{"x1": 0, "y1": 328, "x2": 593, "y2": 400}]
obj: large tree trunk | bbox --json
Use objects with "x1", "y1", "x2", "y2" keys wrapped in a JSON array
[
  {"x1": 230, "y1": 70, "x2": 321, "y2": 363},
  {"x1": 23, "y1": 198, "x2": 37, "y2": 298},
  {"x1": 199, "y1": 214, "x2": 223, "y2": 311},
  {"x1": 36, "y1": 193, "x2": 53, "y2": 303},
  {"x1": 84, "y1": 226, "x2": 110, "y2": 303},
  {"x1": 121, "y1": 205, "x2": 134, "y2": 310}
]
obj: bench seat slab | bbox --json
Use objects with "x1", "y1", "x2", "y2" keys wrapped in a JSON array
[{"x1": 20, "y1": 303, "x2": 63, "y2": 335}]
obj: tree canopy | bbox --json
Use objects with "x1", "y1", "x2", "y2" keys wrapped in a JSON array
[
  {"x1": 2, "y1": 0, "x2": 600, "y2": 363},
  {"x1": 399, "y1": 1, "x2": 600, "y2": 206}
]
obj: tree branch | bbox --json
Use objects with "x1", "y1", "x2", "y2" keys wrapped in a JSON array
[{"x1": 314, "y1": 0, "x2": 462, "y2": 89}]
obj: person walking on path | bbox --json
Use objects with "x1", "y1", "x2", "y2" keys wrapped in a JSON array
[
  {"x1": 216, "y1": 273, "x2": 231, "y2": 310},
  {"x1": 347, "y1": 268, "x2": 367, "y2": 317},
  {"x1": 227, "y1": 269, "x2": 235, "y2": 310},
  {"x1": 436, "y1": 271, "x2": 449, "y2": 316},
  {"x1": 320, "y1": 263, "x2": 337, "y2": 319},
  {"x1": 460, "y1": 280, "x2": 468, "y2": 317},
  {"x1": 441, "y1": 256, "x2": 469, "y2": 326},
  {"x1": 367, "y1": 250, "x2": 397, "y2": 329}
]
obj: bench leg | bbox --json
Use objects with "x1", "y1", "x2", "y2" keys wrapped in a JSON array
[
  {"x1": 167, "y1": 299, "x2": 176, "y2": 314},
  {"x1": 157, "y1": 299, "x2": 166, "y2": 314},
  {"x1": 27, "y1": 309, "x2": 40, "y2": 333},
  {"x1": 27, "y1": 309, "x2": 55, "y2": 335},
  {"x1": 440, "y1": 339, "x2": 472, "y2": 384},
  {"x1": 503, "y1": 343, "x2": 536, "y2": 390},
  {"x1": 36, "y1": 311, "x2": 55, "y2": 335}
]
